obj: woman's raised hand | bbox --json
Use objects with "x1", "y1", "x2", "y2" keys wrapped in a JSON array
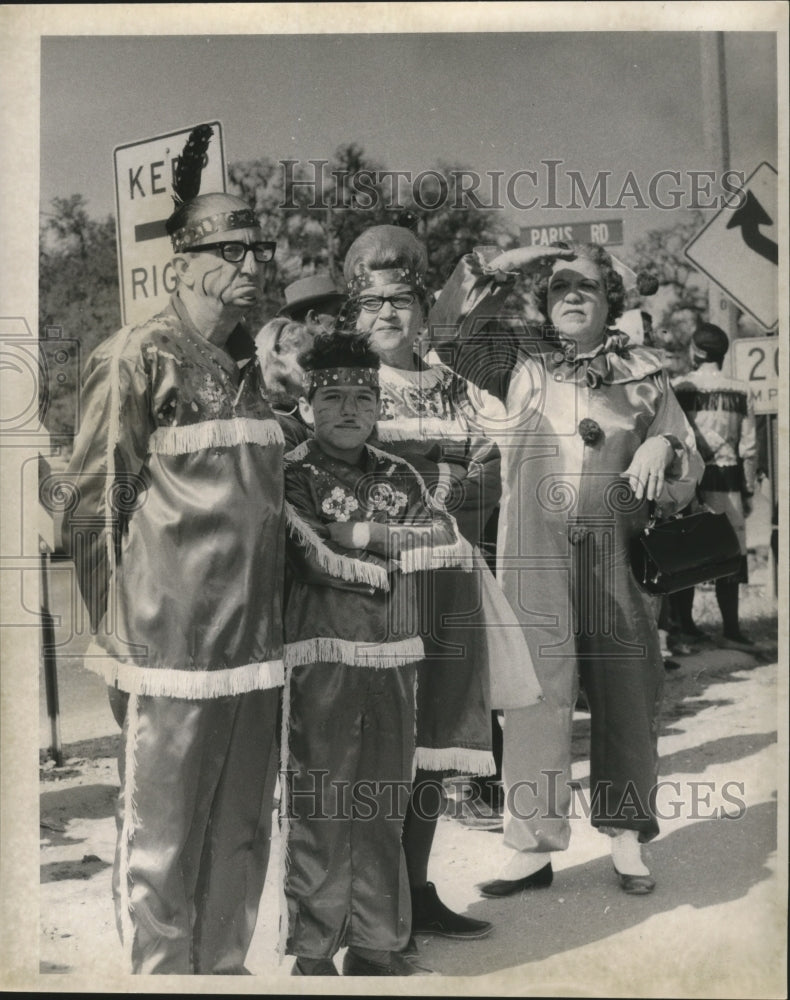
[
  {"x1": 623, "y1": 436, "x2": 676, "y2": 502},
  {"x1": 484, "y1": 244, "x2": 575, "y2": 276}
]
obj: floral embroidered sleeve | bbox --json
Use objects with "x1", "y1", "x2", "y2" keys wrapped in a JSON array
[
  {"x1": 364, "y1": 449, "x2": 471, "y2": 574},
  {"x1": 284, "y1": 460, "x2": 391, "y2": 592}
]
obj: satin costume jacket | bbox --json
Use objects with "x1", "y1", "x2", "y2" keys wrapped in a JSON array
[
  {"x1": 282, "y1": 437, "x2": 467, "y2": 667},
  {"x1": 62, "y1": 293, "x2": 286, "y2": 697}
]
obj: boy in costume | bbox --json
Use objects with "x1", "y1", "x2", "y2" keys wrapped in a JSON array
[{"x1": 281, "y1": 331, "x2": 466, "y2": 976}]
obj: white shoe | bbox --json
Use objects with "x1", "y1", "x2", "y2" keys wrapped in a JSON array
[{"x1": 610, "y1": 829, "x2": 650, "y2": 877}]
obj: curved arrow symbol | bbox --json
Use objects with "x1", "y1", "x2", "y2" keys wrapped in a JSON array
[{"x1": 726, "y1": 189, "x2": 778, "y2": 265}]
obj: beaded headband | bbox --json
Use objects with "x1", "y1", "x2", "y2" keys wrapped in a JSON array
[
  {"x1": 170, "y1": 208, "x2": 259, "y2": 252},
  {"x1": 347, "y1": 266, "x2": 426, "y2": 297},
  {"x1": 305, "y1": 366, "x2": 380, "y2": 395}
]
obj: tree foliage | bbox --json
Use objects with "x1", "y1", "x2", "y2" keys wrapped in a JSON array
[
  {"x1": 628, "y1": 209, "x2": 708, "y2": 314},
  {"x1": 228, "y1": 143, "x2": 516, "y2": 329},
  {"x1": 39, "y1": 195, "x2": 120, "y2": 449}
]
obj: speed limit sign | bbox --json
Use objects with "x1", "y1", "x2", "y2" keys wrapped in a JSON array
[{"x1": 732, "y1": 337, "x2": 779, "y2": 414}]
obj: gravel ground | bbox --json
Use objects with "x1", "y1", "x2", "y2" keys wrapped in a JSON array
[{"x1": 33, "y1": 548, "x2": 785, "y2": 996}]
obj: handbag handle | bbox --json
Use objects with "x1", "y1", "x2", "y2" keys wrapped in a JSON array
[{"x1": 644, "y1": 491, "x2": 713, "y2": 534}]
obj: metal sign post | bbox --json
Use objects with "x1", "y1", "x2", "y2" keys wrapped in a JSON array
[{"x1": 733, "y1": 336, "x2": 779, "y2": 601}]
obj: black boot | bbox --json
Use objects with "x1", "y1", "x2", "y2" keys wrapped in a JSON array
[
  {"x1": 411, "y1": 881, "x2": 492, "y2": 939},
  {"x1": 291, "y1": 956, "x2": 338, "y2": 975}
]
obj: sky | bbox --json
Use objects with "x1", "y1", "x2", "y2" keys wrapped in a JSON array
[{"x1": 39, "y1": 31, "x2": 779, "y2": 255}]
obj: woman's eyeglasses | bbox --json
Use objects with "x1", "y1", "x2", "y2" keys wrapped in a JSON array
[
  {"x1": 183, "y1": 241, "x2": 277, "y2": 263},
  {"x1": 356, "y1": 292, "x2": 417, "y2": 313}
]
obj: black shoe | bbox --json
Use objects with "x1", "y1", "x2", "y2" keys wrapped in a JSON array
[
  {"x1": 411, "y1": 881, "x2": 492, "y2": 939},
  {"x1": 663, "y1": 658, "x2": 682, "y2": 671},
  {"x1": 455, "y1": 797, "x2": 503, "y2": 831},
  {"x1": 720, "y1": 632, "x2": 755, "y2": 651},
  {"x1": 615, "y1": 869, "x2": 656, "y2": 895},
  {"x1": 291, "y1": 957, "x2": 338, "y2": 975},
  {"x1": 342, "y1": 948, "x2": 432, "y2": 976},
  {"x1": 681, "y1": 623, "x2": 709, "y2": 640},
  {"x1": 479, "y1": 862, "x2": 553, "y2": 897}
]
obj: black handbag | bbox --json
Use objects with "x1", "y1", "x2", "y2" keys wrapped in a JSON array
[{"x1": 630, "y1": 506, "x2": 742, "y2": 595}]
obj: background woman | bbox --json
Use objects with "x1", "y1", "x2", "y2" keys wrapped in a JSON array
[
  {"x1": 672, "y1": 323, "x2": 757, "y2": 649},
  {"x1": 432, "y1": 241, "x2": 703, "y2": 896}
]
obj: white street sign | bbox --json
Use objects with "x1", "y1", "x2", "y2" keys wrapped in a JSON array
[
  {"x1": 114, "y1": 123, "x2": 226, "y2": 326},
  {"x1": 732, "y1": 336, "x2": 779, "y2": 415},
  {"x1": 684, "y1": 162, "x2": 778, "y2": 330}
]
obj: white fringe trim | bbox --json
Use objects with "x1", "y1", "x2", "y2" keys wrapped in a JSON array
[
  {"x1": 414, "y1": 746, "x2": 496, "y2": 776},
  {"x1": 277, "y1": 664, "x2": 293, "y2": 962},
  {"x1": 285, "y1": 502, "x2": 390, "y2": 591},
  {"x1": 149, "y1": 417, "x2": 284, "y2": 455},
  {"x1": 82, "y1": 643, "x2": 284, "y2": 698},
  {"x1": 397, "y1": 531, "x2": 473, "y2": 573},
  {"x1": 283, "y1": 439, "x2": 311, "y2": 464},
  {"x1": 285, "y1": 635, "x2": 424, "y2": 668},
  {"x1": 376, "y1": 416, "x2": 470, "y2": 441},
  {"x1": 119, "y1": 692, "x2": 139, "y2": 971}
]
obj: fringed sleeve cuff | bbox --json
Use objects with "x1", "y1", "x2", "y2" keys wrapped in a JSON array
[
  {"x1": 396, "y1": 529, "x2": 474, "y2": 574},
  {"x1": 285, "y1": 502, "x2": 391, "y2": 591}
]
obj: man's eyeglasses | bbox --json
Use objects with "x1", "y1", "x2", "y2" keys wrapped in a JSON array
[
  {"x1": 183, "y1": 241, "x2": 277, "y2": 263},
  {"x1": 357, "y1": 292, "x2": 417, "y2": 313}
]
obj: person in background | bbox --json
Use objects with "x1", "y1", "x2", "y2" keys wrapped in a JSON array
[
  {"x1": 256, "y1": 316, "x2": 314, "y2": 449},
  {"x1": 672, "y1": 324, "x2": 758, "y2": 649},
  {"x1": 61, "y1": 125, "x2": 284, "y2": 974},
  {"x1": 277, "y1": 273, "x2": 347, "y2": 336}
]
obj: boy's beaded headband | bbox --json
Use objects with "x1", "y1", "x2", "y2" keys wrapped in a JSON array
[{"x1": 305, "y1": 366, "x2": 380, "y2": 395}]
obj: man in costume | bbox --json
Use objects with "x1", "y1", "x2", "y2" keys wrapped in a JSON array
[
  {"x1": 281, "y1": 331, "x2": 465, "y2": 976},
  {"x1": 61, "y1": 126, "x2": 285, "y2": 973}
]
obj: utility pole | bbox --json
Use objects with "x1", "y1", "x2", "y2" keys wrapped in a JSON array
[{"x1": 699, "y1": 32, "x2": 738, "y2": 376}]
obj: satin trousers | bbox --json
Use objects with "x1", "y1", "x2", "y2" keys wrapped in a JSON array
[
  {"x1": 283, "y1": 662, "x2": 415, "y2": 959},
  {"x1": 112, "y1": 688, "x2": 280, "y2": 973}
]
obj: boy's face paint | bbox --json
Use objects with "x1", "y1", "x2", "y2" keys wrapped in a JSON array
[{"x1": 306, "y1": 384, "x2": 380, "y2": 462}]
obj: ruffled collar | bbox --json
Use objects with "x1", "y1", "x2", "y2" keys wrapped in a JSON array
[{"x1": 537, "y1": 331, "x2": 664, "y2": 388}]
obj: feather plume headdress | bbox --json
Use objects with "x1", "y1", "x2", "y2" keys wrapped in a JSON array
[
  {"x1": 171, "y1": 123, "x2": 214, "y2": 208},
  {"x1": 166, "y1": 124, "x2": 257, "y2": 251}
]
